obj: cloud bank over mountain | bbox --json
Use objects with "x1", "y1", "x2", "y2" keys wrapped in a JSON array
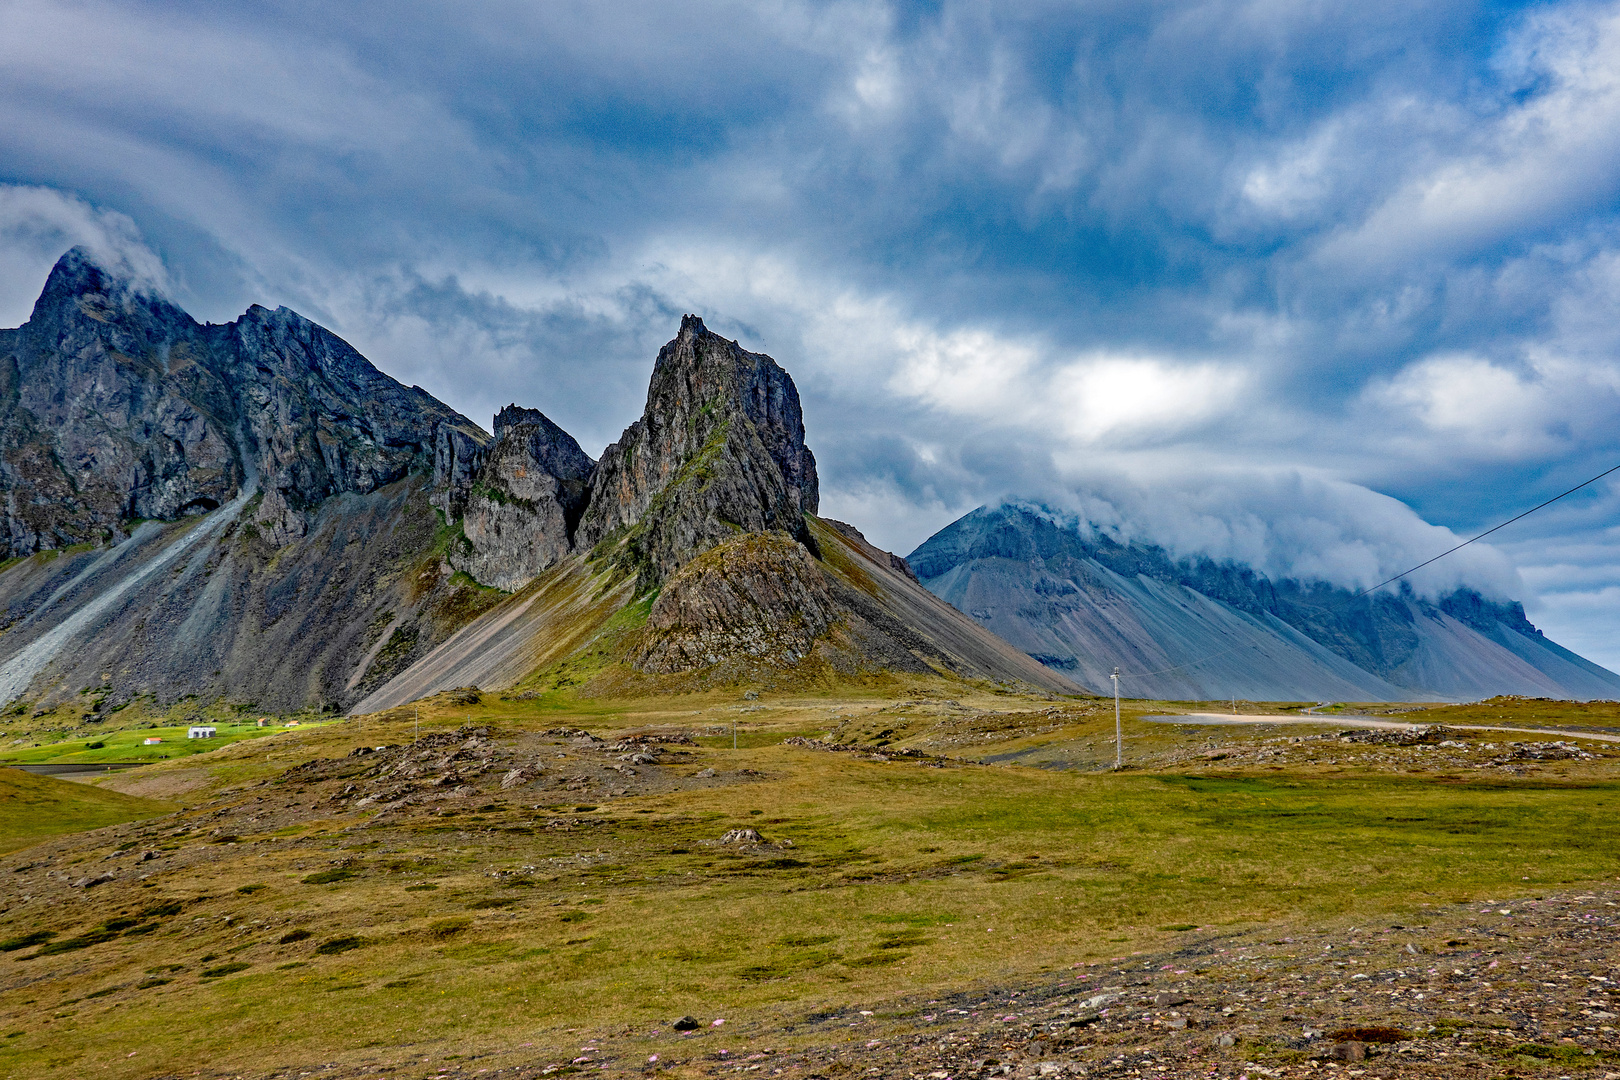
[
  {"x1": 1001, "y1": 472, "x2": 1523, "y2": 601},
  {"x1": 1, "y1": 0, "x2": 1618, "y2": 665}
]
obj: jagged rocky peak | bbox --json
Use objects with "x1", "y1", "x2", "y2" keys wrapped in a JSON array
[
  {"x1": 444, "y1": 404, "x2": 595, "y2": 592},
  {"x1": 0, "y1": 248, "x2": 242, "y2": 553},
  {"x1": 0, "y1": 247, "x2": 480, "y2": 554},
  {"x1": 229, "y1": 303, "x2": 476, "y2": 545},
  {"x1": 578, "y1": 314, "x2": 820, "y2": 588}
]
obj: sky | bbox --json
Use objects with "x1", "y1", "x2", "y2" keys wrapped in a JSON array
[{"x1": 1, "y1": 0, "x2": 1618, "y2": 667}]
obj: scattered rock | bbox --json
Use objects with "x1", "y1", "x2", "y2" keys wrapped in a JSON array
[
  {"x1": 718, "y1": 828, "x2": 763, "y2": 844},
  {"x1": 672, "y1": 1016, "x2": 701, "y2": 1031},
  {"x1": 1319, "y1": 1041, "x2": 1367, "y2": 1062},
  {"x1": 500, "y1": 767, "x2": 542, "y2": 789}
]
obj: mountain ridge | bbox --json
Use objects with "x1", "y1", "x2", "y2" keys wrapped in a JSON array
[
  {"x1": 0, "y1": 251, "x2": 1076, "y2": 712},
  {"x1": 0, "y1": 247, "x2": 483, "y2": 554},
  {"x1": 909, "y1": 503, "x2": 1620, "y2": 701}
]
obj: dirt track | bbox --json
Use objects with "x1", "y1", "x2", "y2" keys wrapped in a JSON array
[{"x1": 1149, "y1": 713, "x2": 1620, "y2": 745}]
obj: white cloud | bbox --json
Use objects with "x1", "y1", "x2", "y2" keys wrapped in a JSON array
[
  {"x1": 1318, "y1": 2, "x2": 1620, "y2": 265},
  {"x1": 1361, "y1": 347, "x2": 1620, "y2": 463},
  {"x1": 1023, "y1": 469, "x2": 1523, "y2": 599},
  {"x1": 0, "y1": 184, "x2": 168, "y2": 326}
]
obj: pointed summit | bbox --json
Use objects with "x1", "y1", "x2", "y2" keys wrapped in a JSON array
[
  {"x1": 577, "y1": 316, "x2": 819, "y2": 588},
  {"x1": 21, "y1": 245, "x2": 193, "y2": 356},
  {"x1": 0, "y1": 248, "x2": 477, "y2": 554}
]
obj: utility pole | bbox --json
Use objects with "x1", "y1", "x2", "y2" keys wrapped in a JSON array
[
  {"x1": 415, "y1": 703, "x2": 420, "y2": 746},
  {"x1": 1112, "y1": 667, "x2": 1122, "y2": 770}
]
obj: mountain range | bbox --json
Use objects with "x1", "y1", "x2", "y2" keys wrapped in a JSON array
[
  {"x1": 0, "y1": 250, "x2": 1069, "y2": 714},
  {"x1": 909, "y1": 504, "x2": 1620, "y2": 702},
  {"x1": 0, "y1": 249, "x2": 1612, "y2": 710}
]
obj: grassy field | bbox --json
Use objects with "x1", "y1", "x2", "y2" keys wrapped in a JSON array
[
  {"x1": 0, "y1": 688, "x2": 1616, "y2": 1077},
  {"x1": 0, "y1": 768, "x2": 173, "y2": 854},
  {"x1": 0, "y1": 718, "x2": 342, "y2": 767}
]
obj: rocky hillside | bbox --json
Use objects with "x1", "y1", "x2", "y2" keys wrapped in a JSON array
[
  {"x1": 429, "y1": 315, "x2": 820, "y2": 596},
  {"x1": 0, "y1": 248, "x2": 483, "y2": 553},
  {"x1": 0, "y1": 253, "x2": 1074, "y2": 712},
  {"x1": 0, "y1": 252, "x2": 501, "y2": 711},
  {"x1": 354, "y1": 514, "x2": 1076, "y2": 712},
  {"x1": 910, "y1": 504, "x2": 1620, "y2": 701}
]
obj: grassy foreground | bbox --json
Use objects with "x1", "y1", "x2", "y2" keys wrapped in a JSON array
[
  {"x1": 0, "y1": 769, "x2": 173, "y2": 854},
  {"x1": 0, "y1": 688, "x2": 1616, "y2": 1077}
]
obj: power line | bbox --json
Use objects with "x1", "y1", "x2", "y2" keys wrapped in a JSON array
[
  {"x1": 1116, "y1": 460, "x2": 1620, "y2": 682},
  {"x1": 1347, "y1": 461, "x2": 1620, "y2": 600}
]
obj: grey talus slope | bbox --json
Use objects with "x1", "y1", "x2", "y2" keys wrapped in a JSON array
[
  {"x1": 910, "y1": 504, "x2": 1620, "y2": 702},
  {"x1": 0, "y1": 476, "x2": 507, "y2": 711}
]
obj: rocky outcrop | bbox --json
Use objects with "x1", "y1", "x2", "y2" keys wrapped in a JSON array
[
  {"x1": 430, "y1": 424, "x2": 490, "y2": 522},
  {"x1": 434, "y1": 319, "x2": 822, "y2": 596},
  {"x1": 630, "y1": 532, "x2": 834, "y2": 674},
  {"x1": 448, "y1": 405, "x2": 595, "y2": 591},
  {"x1": 0, "y1": 248, "x2": 482, "y2": 554},
  {"x1": 577, "y1": 315, "x2": 819, "y2": 589}
]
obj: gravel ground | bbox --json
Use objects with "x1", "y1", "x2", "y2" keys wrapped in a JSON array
[
  {"x1": 235, "y1": 885, "x2": 1618, "y2": 1080},
  {"x1": 496, "y1": 886, "x2": 1620, "y2": 1080}
]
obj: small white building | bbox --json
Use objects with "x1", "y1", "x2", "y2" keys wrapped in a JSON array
[
  {"x1": 143, "y1": 737, "x2": 163, "y2": 745},
  {"x1": 187, "y1": 725, "x2": 217, "y2": 740}
]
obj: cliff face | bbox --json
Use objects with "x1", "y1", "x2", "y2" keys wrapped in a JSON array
[
  {"x1": 228, "y1": 303, "x2": 478, "y2": 544},
  {"x1": 576, "y1": 315, "x2": 819, "y2": 589},
  {"x1": 449, "y1": 405, "x2": 595, "y2": 591},
  {"x1": 0, "y1": 249, "x2": 483, "y2": 554},
  {"x1": 0, "y1": 250, "x2": 240, "y2": 553}
]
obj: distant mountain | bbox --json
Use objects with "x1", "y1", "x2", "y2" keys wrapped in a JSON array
[
  {"x1": 909, "y1": 504, "x2": 1620, "y2": 702},
  {"x1": 0, "y1": 252, "x2": 1073, "y2": 713}
]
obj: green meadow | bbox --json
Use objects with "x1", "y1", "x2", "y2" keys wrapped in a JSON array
[{"x1": 0, "y1": 689, "x2": 1617, "y2": 1077}]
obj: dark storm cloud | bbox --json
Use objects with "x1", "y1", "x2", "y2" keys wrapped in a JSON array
[{"x1": 2, "y1": 0, "x2": 1619, "y2": 662}]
